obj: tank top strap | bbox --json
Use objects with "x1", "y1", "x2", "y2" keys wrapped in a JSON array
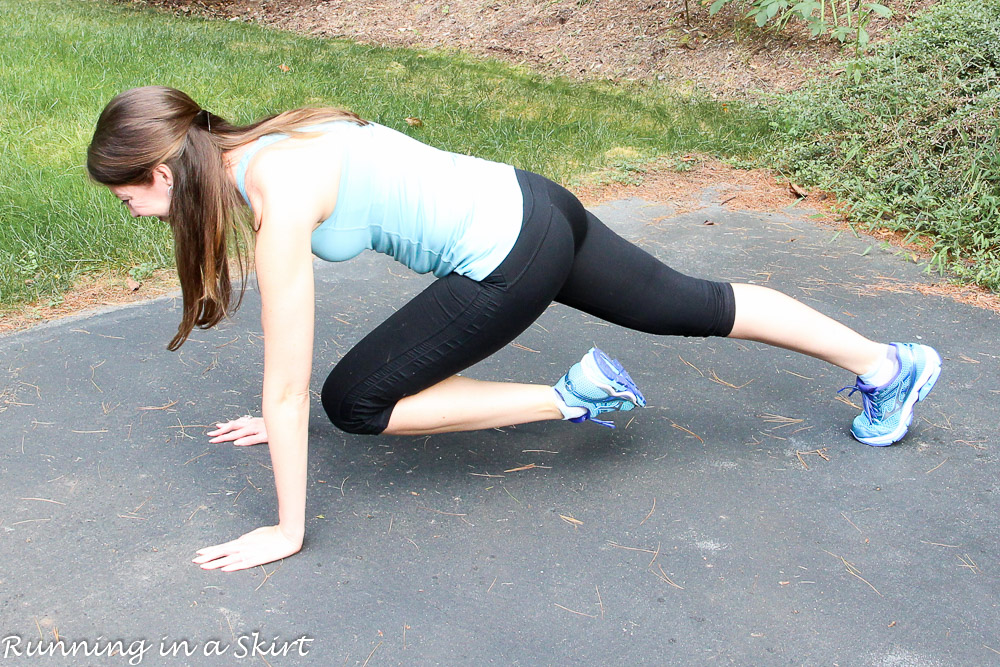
[{"x1": 234, "y1": 133, "x2": 291, "y2": 204}]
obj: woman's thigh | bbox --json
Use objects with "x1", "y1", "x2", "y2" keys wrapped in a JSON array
[
  {"x1": 555, "y1": 210, "x2": 736, "y2": 338},
  {"x1": 321, "y1": 181, "x2": 576, "y2": 434}
]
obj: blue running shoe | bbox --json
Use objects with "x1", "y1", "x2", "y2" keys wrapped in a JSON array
[
  {"x1": 554, "y1": 347, "x2": 647, "y2": 428},
  {"x1": 841, "y1": 342, "x2": 942, "y2": 446}
]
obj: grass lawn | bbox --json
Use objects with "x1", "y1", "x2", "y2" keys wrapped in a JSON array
[{"x1": 0, "y1": 0, "x2": 772, "y2": 312}]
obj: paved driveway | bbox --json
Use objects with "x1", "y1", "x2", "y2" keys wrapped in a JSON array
[{"x1": 2, "y1": 197, "x2": 997, "y2": 665}]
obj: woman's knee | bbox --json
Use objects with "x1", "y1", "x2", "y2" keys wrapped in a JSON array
[{"x1": 320, "y1": 374, "x2": 392, "y2": 435}]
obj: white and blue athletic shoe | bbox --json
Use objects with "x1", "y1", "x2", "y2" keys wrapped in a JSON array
[
  {"x1": 554, "y1": 347, "x2": 646, "y2": 428},
  {"x1": 841, "y1": 342, "x2": 942, "y2": 446}
]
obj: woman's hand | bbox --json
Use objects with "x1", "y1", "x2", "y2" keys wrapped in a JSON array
[
  {"x1": 207, "y1": 416, "x2": 268, "y2": 446},
  {"x1": 193, "y1": 525, "x2": 303, "y2": 572}
]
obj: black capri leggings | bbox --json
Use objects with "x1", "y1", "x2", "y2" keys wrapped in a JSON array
[{"x1": 321, "y1": 169, "x2": 736, "y2": 434}]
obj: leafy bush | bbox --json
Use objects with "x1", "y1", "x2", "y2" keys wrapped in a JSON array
[
  {"x1": 710, "y1": 0, "x2": 892, "y2": 76},
  {"x1": 770, "y1": 0, "x2": 1000, "y2": 290}
]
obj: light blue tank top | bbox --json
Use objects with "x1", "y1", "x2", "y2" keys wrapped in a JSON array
[{"x1": 235, "y1": 120, "x2": 523, "y2": 281}]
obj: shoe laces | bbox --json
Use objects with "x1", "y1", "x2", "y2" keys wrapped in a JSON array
[
  {"x1": 839, "y1": 379, "x2": 882, "y2": 422},
  {"x1": 569, "y1": 413, "x2": 616, "y2": 429}
]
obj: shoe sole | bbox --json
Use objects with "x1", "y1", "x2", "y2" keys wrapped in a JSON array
[
  {"x1": 580, "y1": 348, "x2": 647, "y2": 408},
  {"x1": 856, "y1": 347, "x2": 942, "y2": 447}
]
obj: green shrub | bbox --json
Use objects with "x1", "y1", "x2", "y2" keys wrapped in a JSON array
[
  {"x1": 710, "y1": 0, "x2": 892, "y2": 69},
  {"x1": 771, "y1": 0, "x2": 1000, "y2": 290}
]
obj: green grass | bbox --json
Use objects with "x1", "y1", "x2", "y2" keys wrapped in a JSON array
[
  {"x1": 0, "y1": 0, "x2": 772, "y2": 310},
  {"x1": 768, "y1": 0, "x2": 1000, "y2": 291}
]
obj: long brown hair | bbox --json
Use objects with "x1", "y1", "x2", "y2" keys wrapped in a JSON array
[{"x1": 87, "y1": 86, "x2": 366, "y2": 350}]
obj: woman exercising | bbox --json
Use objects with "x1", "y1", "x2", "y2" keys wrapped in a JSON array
[{"x1": 87, "y1": 86, "x2": 941, "y2": 573}]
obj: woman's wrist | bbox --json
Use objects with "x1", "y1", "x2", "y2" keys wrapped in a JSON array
[{"x1": 278, "y1": 521, "x2": 305, "y2": 544}]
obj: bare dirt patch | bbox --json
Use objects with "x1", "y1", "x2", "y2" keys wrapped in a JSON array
[
  {"x1": 575, "y1": 155, "x2": 824, "y2": 213},
  {"x1": 0, "y1": 271, "x2": 179, "y2": 337},
  {"x1": 129, "y1": 0, "x2": 933, "y2": 97}
]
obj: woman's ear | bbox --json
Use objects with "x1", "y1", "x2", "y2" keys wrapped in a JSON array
[{"x1": 152, "y1": 163, "x2": 174, "y2": 189}]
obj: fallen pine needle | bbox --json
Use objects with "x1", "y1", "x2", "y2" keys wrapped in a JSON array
[
  {"x1": 502, "y1": 486, "x2": 521, "y2": 504},
  {"x1": 596, "y1": 585, "x2": 604, "y2": 618},
  {"x1": 708, "y1": 369, "x2": 752, "y2": 389},
  {"x1": 255, "y1": 561, "x2": 284, "y2": 592},
  {"x1": 796, "y1": 448, "x2": 829, "y2": 470},
  {"x1": 504, "y1": 463, "x2": 537, "y2": 473},
  {"x1": 648, "y1": 541, "x2": 661, "y2": 568},
  {"x1": 554, "y1": 603, "x2": 597, "y2": 618},
  {"x1": 955, "y1": 439, "x2": 988, "y2": 450},
  {"x1": 677, "y1": 354, "x2": 704, "y2": 377},
  {"x1": 651, "y1": 564, "x2": 684, "y2": 589},
  {"x1": 920, "y1": 540, "x2": 960, "y2": 548},
  {"x1": 834, "y1": 394, "x2": 860, "y2": 409},
  {"x1": 71, "y1": 429, "x2": 108, "y2": 434},
  {"x1": 487, "y1": 576, "x2": 497, "y2": 593},
  {"x1": 511, "y1": 342, "x2": 540, "y2": 353},
  {"x1": 607, "y1": 540, "x2": 657, "y2": 555},
  {"x1": 781, "y1": 369, "x2": 815, "y2": 380},
  {"x1": 671, "y1": 422, "x2": 704, "y2": 443},
  {"x1": 559, "y1": 514, "x2": 583, "y2": 526},
  {"x1": 841, "y1": 513, "x2": 863, "y2": 534},
  {"x1": 925, "y1": 458, "x2": 948, "y2": 474},
  {"x1": 760, "y1": 413, "x2": 805, "y2": 428},
  {"x1": 90, "y1": 361, "x2": 105, "y2": 393},
  {"x1": 825, "y1": 550, "x2": 882, "y2": 597},
  {"x1": 138, "y1": 400, "x2": 178, "y2": 411},
  {"x1": 419, "y1": 506, "x2": 467, "y2": 517},
  {"x1": 957, "y1": 553, "x2": 981, "y2": 574},
  {"x1": 214, "y1": 336, "x2": 239, "y2": 349},
  {"x1": 469, "y1": 472, "x2": 505, "y2": 478},
  {"x1": 19, "y1": 497, "x2": 65, "y2": 505},
  {"x1": 12, "y1": 518, "x2": 51, "y2": 526},
  {"x1": 361, "y1": 641, "x2": 382, "y2": 667},
  {"x1": 639, "y1": 497, "x2": 656, "y2": 526},
  {"x1": 183, "y1": 450, "x2": 210, "y2": 465}
]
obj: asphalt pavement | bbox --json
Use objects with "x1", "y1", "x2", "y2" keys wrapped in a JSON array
[{"x1": 1, "y1": 194, "x2": 997, "y2": 666}]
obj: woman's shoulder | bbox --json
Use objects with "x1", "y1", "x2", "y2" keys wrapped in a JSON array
[{"x1": 237, "y1": 132, "x2": 347, "y2": 225}]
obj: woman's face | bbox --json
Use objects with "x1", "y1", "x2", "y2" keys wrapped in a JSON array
[{"x1": 108, "y1": 164, "x2": 172, "y2": 221}]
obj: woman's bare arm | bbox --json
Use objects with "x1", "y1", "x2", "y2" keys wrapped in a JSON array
[{"x1": 194, "y1": 151, "x2": 322, "y2": 572}]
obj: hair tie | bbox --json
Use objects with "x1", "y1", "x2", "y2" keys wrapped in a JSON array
[{"x1": 195, "y1": 108, "x2": 212, "y2": 133}]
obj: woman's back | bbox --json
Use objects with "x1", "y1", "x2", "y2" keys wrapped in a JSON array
[{"x1": 236, "y1": 120, "x2": 524, "y2": 279}]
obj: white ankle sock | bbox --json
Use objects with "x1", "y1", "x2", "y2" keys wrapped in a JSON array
[
  {"x1": 859, "y1": 345, "x2": 899, "y2": 387},
  {"x1": 552, "y1": 388, "x2": 588, "y2": 420}
]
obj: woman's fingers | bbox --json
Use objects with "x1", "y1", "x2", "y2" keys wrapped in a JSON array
[
  {"x1": 199, "y1": 554, "x2": 245, "y2": 571},
  {"x1": 207, "y1": 417, "x2": 266, "y2": 445},
  {"x1": 232, "y1": 433, "x2": 268, "y2": 447},
  {"x1": 208, "y1": 416, "x2": 253, "y2": 434},
  {"x1": 209, "y1": 426, "x2": 251, "y2": 443},
  {"x1": 194, "y1": 526, "x2": 302, "y2": 572},
  {"x1": 193, "y1": 541, "x2": 236, "y2": 562},
  {"x1": 193, "y1": 541, "x2": 245, "y2": 569}
]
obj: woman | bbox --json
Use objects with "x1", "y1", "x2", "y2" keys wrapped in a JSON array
[{"x1": 87, "y1": 86, "x2": 941, "y2": 573}]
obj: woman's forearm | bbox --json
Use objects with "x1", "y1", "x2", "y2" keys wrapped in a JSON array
[{"x1": 261, "y1": 392, "x2": 310, "y2": 541}]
